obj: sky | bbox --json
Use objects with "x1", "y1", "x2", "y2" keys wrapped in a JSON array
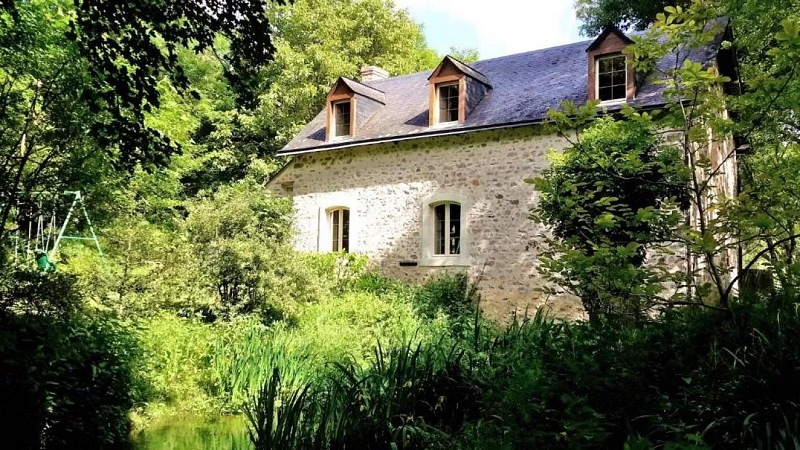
[{"x1": 394, "y1": 0, "x2": 587, "y2": 60}]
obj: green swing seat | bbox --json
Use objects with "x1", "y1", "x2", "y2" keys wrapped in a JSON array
[{"x1": 35, "y1": 251, "x2": 56, "y2": 272}]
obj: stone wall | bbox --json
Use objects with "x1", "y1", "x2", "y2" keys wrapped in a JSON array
[{"x1": 270, "y1": 126, "x2": 585, "y2": 321}]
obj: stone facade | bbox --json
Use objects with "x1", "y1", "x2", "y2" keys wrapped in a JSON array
[{"x1": 270, "y1": 125, "x2": 586, "y2": 320}]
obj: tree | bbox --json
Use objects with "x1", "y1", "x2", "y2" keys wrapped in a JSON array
[
  {"x1": 0, "y1": 0, "x2": 101, "y2": 265},
  {"x1": 254, "y1": 0, "x2": 443, "y2": 145},
  {"x1": 66, "y1": 0, "x2": 284, "y2": 168},
  {"x1": 0, "y1": 0, "x2": 285, "y2": 263},
  {"x1": 577, "y1": 1, "x2": 800, "y2": 306},
  {"x1": 575, "y1": 0, "x2": 689, "y2": 36},
  {"x1": 531, "y1": 105, "x2": 690, "y2": 322}
]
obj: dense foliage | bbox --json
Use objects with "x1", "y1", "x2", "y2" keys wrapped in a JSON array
[
  {"x1": 3, "y1": 0, "x2": 800, "y2": 449},
  {"x1": 531, "y1": 110, "x2": 690, "y2": 321},
  {"x1": 0, "y1": 271, "x2": 139, "y2": 449},
  {"x1": 243, "y1": 286, "x2": 800, "y2": 449}
]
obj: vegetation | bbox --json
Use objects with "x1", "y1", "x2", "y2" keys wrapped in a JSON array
[
  {"x1": 531, "y1": 110, "x2": 690, "y2": 322},
  {"x1": 2, "y1": 0, "x2": 800, "y2": 449}
]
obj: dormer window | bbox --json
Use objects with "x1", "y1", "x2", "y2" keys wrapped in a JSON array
[
  {"x1": 437, "y1": 83, "x2": 460, "y2": 124},
  {"x1": 596, "y1": 54, "x2": 627, "y2": 102},
  {"x1": 332, "y1": 100, "x2": 352, "y2": 137},
  {"x1": 428, "y1": 55, "x2": 491, "y2": 127},
  {"x1": 586, "y1": 26, "x2": 635, "y2": 103},
  {"x1": 324, "y1": 77, "x2": 386, "y2": 142}
]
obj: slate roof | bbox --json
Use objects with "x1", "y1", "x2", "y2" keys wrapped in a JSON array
[{"x1": 280, "y1": 35, "x2": 721, "y2": 155}]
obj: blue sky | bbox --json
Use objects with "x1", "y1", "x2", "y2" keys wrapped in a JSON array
[{"x1": 394, "y1": 0, "x2": 586, "y2": 59}]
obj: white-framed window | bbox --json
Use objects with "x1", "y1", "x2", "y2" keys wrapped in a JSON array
[
  {"x1": 420, "y1": 193, "x2": 470, "y2": 266},
  {"x1": 329, "y1": 207, "x2": 350, "y2": 252},
  {"x1": 596, "y1": 54, "x2": 627, "y2": 102},
  {"x1": 436, "y1": 82, "x2": 459, "y2": 124},
  {"x1": 332, "y1": 100, "x2": 352, "y2": 137},
  {"x1": 433, "y1": 202, "x2": 461, "y2": 256},
  {"x1": 318, "y1": 201, "x2": 357, "y2": 253}
]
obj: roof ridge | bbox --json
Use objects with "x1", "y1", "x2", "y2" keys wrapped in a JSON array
[
  {"x1": 363, "y1": 38, "x2": 598, "y2": 86},
  {"x1": 341, "y1": 76, "x2": 385, "y2": 95}
]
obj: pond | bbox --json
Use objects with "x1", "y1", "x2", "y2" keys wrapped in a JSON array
[{"x1": 132, "y1": 415, "x2": 251, "y2": 450}]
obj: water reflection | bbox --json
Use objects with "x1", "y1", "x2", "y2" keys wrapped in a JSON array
[{"x1": 133, "y1": 416, "x2": 250, "y2": 450}]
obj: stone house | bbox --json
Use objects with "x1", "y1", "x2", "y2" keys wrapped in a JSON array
[{"x1": 268, "y1": 27, "x2": 740, "y2": 319}]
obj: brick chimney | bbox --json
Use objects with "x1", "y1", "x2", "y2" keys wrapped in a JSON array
[{"x1": 360, "y1": 65, "x2": 389, "y2": 82}]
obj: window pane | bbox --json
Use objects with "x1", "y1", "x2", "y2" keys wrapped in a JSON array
[
  {"x1": 449, "y1": 203, "x2": 461, "y2": 255},
  {"x1": 598, "y1": 58, "x2": 612, "y2": 73},
  {"x1": 611, "y1": 55, "x2": 626, "y2": 71},
  {"x1": 331, "y1": 209, "x2": 340, "y2": 251},
  {"x1": 434, "y1": 204, "x2": 446, "y2": 255},
  {"x1": 611, "y1": 70, "x2": 625, "y2": 86},
  {"x1": 342, "y1": 209, "x2": 350, "y2": 253},
  {"x1": 438, "y1": 84, "x2": 459, "y2": 123},
  {"x1": 597, "y1": 56, "x2": 626, "y2": 101},
  {"x1": 598, "y1": 73, "x2": 611, "y2": 89},
  {"x1": 334, "y1": 102, "x2": 351, "y2": 137},
  {"x1": 612, "y1": 85, "x2": 627, "y2": 100}
]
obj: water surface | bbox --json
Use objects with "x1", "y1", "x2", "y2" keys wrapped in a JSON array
[{"x1": 133, "y1": 415, "x2": 250, "y2": 450}]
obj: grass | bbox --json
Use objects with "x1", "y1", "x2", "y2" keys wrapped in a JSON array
[{"x1": 131, "y1": 281, "x2": 454, "y2": 428}]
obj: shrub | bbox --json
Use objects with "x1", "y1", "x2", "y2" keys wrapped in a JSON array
[
  {"x1": 0, "y1": 268, "x2": 81, "y2": 316},
  {"x1": 415, "y1": 273, "x2": 479, "y2": 320},
  {"x1": 530, "y1": 111, "x2": 689, "y2": 322},
  {"x1": 0, "y1": 312, "x2": 139, "y2": 449},
  {"x1": 133, "y1": 314, "x2": 220, "y2": 422},
  {"x1": 469, "y1": 298, "x2": 800, "y2": 449},
  {"x1": 292, "y1": 291, "x2": 448, "y2": 366}
]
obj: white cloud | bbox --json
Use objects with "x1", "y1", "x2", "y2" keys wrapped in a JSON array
[{"x1": 395, "y1": 0, "x2": 585, "y2": 58}]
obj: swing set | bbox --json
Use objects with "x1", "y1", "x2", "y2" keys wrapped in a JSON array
[{"x1": 10, "y1": 190, "x2": 104, "y2": 272}]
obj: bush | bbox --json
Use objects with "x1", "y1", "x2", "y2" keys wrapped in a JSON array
[
  {"x1": 0, "y1": 268, "x2": 81, "y2": 316},
  {"x1": 415, "y1": 273, "x2": 479, "y2": 320},
  {"x1": 133, "y1": 314, "x2": 220, "y2": 422},
  {"x1": 132, "y1": 287, "x2": 451, "y2": 423},
  {"x1": 0, "y1": 311, "x2": 139, "y2": 449},
  {"x1": 469, "y1": 298, "x2": 800, "y2": 449},
  {"x1": 292, "y1": 291, "x2": 449, "y2": 366}
]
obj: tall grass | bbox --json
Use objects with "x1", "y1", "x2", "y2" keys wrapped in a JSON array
[
  {"x1": 245, "y1": 293, "x2": 800, "y2": 449},
  {"x1": 210, "y1": 321, "x2": 312, "y2": 410},
  {"x1": 133, "y1": 280, "x2": 454, "y2": 425},
  {"x1": 244, "y1": 337, "x2": 476, "y2": 450}
]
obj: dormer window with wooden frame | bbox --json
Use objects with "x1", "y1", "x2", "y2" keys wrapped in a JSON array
[
  {"x1": 428, "y1": 55, "x2": 491, "y2": 127},
  {"x1": 596, "y1": 54, "x2": 627, "y2": 102},
  {"x1": 437, "y1": 82, "x2": 460, "y2": 124},
  {"x1": 325, "y1": 77, "x2": 386, "y2": 142},
  {"x1": 332, "y1": 100, "x2": 352, "y2": 137},
  {"x1": 586, "y1": 26, "x2": 635, "y2": 104}
]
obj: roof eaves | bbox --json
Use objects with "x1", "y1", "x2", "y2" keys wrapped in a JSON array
[
  {"x1": 277, "y1": 102, "x2": 670, "y2": 157},
  {"x1": 277, "y1": 119, "x2": 549, "y2": 156}
]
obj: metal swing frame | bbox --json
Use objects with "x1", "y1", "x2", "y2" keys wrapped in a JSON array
[
  {"x1": 49, "y1": 190, "x2": 104, "y2": 261},
  {"x1": 9, "y1": 190, "x2": 104, "y2": 267}
]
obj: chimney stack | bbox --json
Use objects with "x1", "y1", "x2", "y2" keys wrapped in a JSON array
[{"x1": 360, "y1": 65, "x2": 389, "y2": 82}]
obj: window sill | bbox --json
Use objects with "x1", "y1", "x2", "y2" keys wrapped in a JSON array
[
  {"x1": 429, "y1": 121, "x2": 460, "y2": 129},
  {"x1": 328, "y1": 135, "x2": 353, "y2": 142},
  {"x1": 419, "y1": 255, "x2": 471, "y2": 267},
  {"x1": 598, "y1": 99, "x2": 629, "y2": 107}
]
